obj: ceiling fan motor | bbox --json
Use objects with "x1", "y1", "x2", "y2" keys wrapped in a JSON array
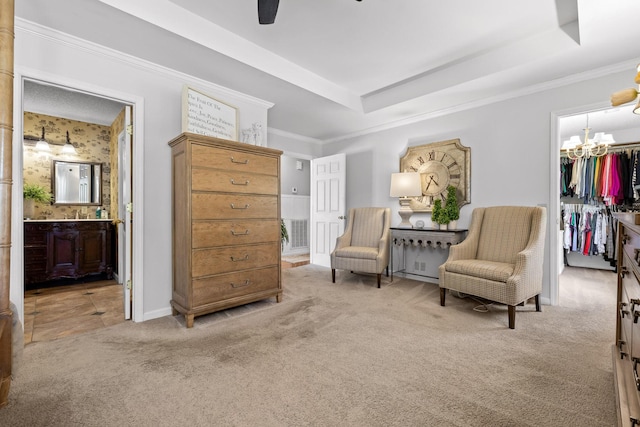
[{"x1": 258, "y1": 0, "x2": 279, "y2": 25}]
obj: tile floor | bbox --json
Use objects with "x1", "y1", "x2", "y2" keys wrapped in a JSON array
[
  {"x1": 23, "y1": 279, "x2": 125, "y2": 345},
  {"x1": 23, "y1": 255, "x2": 310, "y2": 344}
]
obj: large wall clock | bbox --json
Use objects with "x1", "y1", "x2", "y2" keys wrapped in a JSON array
[{"x1": 399, "y1": 138, "x2": 471, "y2": 212}]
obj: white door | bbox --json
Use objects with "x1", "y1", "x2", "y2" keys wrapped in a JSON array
[
  {"x1": 117, "y1": 106, "x2": 133, "y2": 319},
  {"x1": 310, "y1": 153, "x2": 346, "y2": 268}
]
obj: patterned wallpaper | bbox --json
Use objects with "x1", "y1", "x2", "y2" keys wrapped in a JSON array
[
  {"x1": 23, "y1": 112, "x2": 113, "y2": 219},
  {"x1": 110, "y1": 108, "x2": 125, "y2": 220}
]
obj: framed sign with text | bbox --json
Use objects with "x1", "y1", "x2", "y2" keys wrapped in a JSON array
[{"x1": 181, "y1": 85, "x2": 238, "y2": 141}]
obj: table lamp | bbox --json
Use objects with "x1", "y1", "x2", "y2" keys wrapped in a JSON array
[{"x1": 390, "y1": 172, "x2": 422, "y2": 228}]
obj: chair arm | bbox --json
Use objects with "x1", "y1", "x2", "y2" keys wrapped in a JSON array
[
  {"x1": 376, "y1": 235, "x2": 390, "y2": 262},
  {"x1": 333, "y1": 231, "x2": 352, "y2": 252},
  {"x1": 443, "y1": 207, "x2": 484, "y2": 263},
  {"x1": 446, "y1": 237, "x2": 478, "y2": 262},
  {"x1": 507, "y1": 214, "x2": 547, "y2": 300}
]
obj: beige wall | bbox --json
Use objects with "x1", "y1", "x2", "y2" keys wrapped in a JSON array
[{"x1": 23, "y1": 112, "x2": 112, "y2": 219}]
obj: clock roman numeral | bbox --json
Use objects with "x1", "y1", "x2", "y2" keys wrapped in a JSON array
[
  {"x1": 408, "y1": 166, "x2": 417, "y2": 172},
  {"x1": 417, "y1": 156, "x2": 425, "y2": 165},
  {"x1": 428, "y1": 151, "x2": 436, "y2": 161},
  {"x1": 450, "y1": 173, "x2": 460, "y2": 179}
]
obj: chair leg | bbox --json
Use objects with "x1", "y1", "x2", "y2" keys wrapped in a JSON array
[
  {"x1": 386, "y1": 265, "x2": 389, "y2": 277},
  {"x1": 535, "y1": 294, "x2": 541, "y2": 312},
  {"x1": 440, "y1": 288, "x2": 446, "y2": 306},
  {"x1": 508, "y1": 305, "x2": 516, "y2": 329},
  {"x1": 332, "y1": 269, "x2": 335, "y2": 283},
  {"x1": 377, "y1": 274, "x2": 381, "y2": 288}
]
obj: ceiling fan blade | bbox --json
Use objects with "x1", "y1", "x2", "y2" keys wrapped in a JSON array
[{"x1": 258, "y1": 0, "x2": 279, "y2": 24}]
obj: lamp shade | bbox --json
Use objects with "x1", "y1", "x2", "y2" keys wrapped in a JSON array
[{"x1": 390, "y1": 172, "x2": 422, "y2": 198}]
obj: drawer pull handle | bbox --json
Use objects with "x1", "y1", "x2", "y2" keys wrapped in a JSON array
[
  {"x1": 633, "y1": 358, "x2": 640, "y2": 391},
  {"x1": 230, "y1": 179, "x2": 250, "y2": 186},
  {"x1": 621, "y1": 309, "x2": 630, "y2": 319},
  {"x1": 631, "y1": 417, "x2": 639, "y2": 427},
  {"x1": 230, "y1": 229, "x2": 250, "y2": 236},
  {"x1": 231, "y1": 280, "x2": 251, "y2": 288},
  {"x1": 621, "y1": 267, "x2": 629, "y2": 278},
  {"x1": 621, "y1": 351, "x2": 629, "y2": 360},
  {"x1": 230, "y1": 204, "x2": 250, "y2": 210},
  {"x1": 230, "y1": 157, "x2": 249, "y2": 165},
  {"x1": 230, "y1": 254, "x2": 249, "y2": 262}
]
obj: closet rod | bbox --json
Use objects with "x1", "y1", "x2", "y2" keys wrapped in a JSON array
[{"x1": 560, "y1": 141, "x2": 640, "y2": 157}]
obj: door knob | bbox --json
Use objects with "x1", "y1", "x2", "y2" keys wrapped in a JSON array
[
  {"x1": 338, "y1": 216, "x2": 346, "y2": 220},
  {"x1": 112, "y1": 219, "x2": 124, "y2": 225}
]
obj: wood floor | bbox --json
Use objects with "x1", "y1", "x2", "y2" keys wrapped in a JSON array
[
  {"x1": 22, "y1": 254, "x2": 311, "y2": 344},
  {"x1": 23, "y1": 279, "x2": 125, "y2": 345}
]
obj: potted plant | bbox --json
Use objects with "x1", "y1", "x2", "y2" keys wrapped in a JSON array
[
  {"x1": 431, "y1": 199, "x2": 449, "y2": 230},
  {"x1": 280, "y1": 219, "x2": 289, "y2": 251},
  {"x1": 23, "y1": 182, "x2": 52, "y2": 219},
  {"x1": 444, "y1": 185, "x2": 460, "y2": 229}
]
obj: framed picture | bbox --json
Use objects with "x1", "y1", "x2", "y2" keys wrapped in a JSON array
[{"x1": 181, "y1": 85, "x2": 238, "y2": 141}]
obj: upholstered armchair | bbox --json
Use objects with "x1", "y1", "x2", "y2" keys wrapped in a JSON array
[
  {"x1": 439, "y1": 206, "x2": 547, "y2": 329},
  {"x1": 331, "y1": 207, "x2": 391, "y2": 288}
]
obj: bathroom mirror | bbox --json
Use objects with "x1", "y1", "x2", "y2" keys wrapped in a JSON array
[{"x1": 52, "y1": 160, "x2": 102, "y2": 205}]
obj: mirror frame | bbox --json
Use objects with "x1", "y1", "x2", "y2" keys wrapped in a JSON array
[{"x1": 51, "y1": 159, "x2": 103, "y2": 206}]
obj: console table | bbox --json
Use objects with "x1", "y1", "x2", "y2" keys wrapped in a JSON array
[{"x1": 390, "y1": 227, "x2": 467, "y2": 282}]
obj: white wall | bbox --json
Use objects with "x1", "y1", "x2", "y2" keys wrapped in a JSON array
[
  {"x1": 11, "y1": 22, "x2": 272, "y2": 322},
  {"x1": 320, "y1": 68, "x2": 638, "y2": 304},
  {"x1": 281, "y1": 155, "x2": 310, "y2": 196}
]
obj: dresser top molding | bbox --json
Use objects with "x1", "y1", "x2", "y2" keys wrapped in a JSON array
[{"x1": 168, "y1": 132, "x2": 283, "y2": 157}]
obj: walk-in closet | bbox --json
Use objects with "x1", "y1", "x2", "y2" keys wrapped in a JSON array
[{"x1": 560, "y1": 107, "x2": 640, "y2": 272}]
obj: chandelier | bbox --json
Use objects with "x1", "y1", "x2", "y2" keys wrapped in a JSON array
[
  {"x1": 610, "y1": 63, "x2": 640, "y2": 114},
  {"x1": 561, "y1": 115, "x2": 615, "y2": 160}
]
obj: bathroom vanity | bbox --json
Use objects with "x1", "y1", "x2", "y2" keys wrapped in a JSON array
[{"x1": 24, "y1": 219, "x2": 113, "y2": 284}]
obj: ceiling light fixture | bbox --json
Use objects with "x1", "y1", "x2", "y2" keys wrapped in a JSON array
[
  {"x1": 561, "y1": 114, "x2": 614, "y2": 160},
  {"x1": 34, "y1": 127, "x2": 51, "y2": 153},
  {"x1": 61, "y1": 131, "x2": 77, "y2": 155},
  {"x1": 610, "y1": 63, "x2": 640, "y2": 114}
]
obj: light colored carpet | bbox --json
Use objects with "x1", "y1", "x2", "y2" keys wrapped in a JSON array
[{"x1": 0, "y1": 265, "x2": 617, "y2": 426}]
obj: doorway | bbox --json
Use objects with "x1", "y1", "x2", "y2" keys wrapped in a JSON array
[
  {"x1": 551, "y1": 103, "x2": 640, "y2": 304},
  {"x1": 15, "y1": 76, "x2": 139, "y2": 342}
]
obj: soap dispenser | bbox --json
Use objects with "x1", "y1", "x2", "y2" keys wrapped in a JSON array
[{"x1": 96, "y1": 206, "x2": 101, "y2": 219}]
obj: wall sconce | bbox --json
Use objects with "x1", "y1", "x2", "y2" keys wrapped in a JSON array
[
  {"x1": 390, "y1": 172, "x2": 422, "y2": 228},
  {"x1": 34, "y1": 127, "x2": 51, "y2": 153},
  {"x1": 61, "y1": 131, "x2": 77, "y2": 155}
]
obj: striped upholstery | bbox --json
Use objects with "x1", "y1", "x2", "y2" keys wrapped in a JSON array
[
  {"x1": 331, "y1": 207, "x2": 391, "y2": 280},
  {"x1": 439, "y1": 206, "x2": 547, "y2": 322},
  {"x1": 351, "y1": 208, "x2": 385, "y2": 248}
]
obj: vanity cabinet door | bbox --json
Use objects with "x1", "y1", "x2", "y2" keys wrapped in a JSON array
[
  {"x1": 77, "y1": 229, "x2": 108, "y2": 275},
  {"x1": 47, "y1": 229, "x2": 80, "y2": 278}
]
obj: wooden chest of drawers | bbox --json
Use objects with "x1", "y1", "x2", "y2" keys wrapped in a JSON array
[
  {"x1": 169, "y1": 133, "x2": 283, "y2": 328},
  {"x1": 614, "y1": 213, "x2": 640, "y2": 426}
]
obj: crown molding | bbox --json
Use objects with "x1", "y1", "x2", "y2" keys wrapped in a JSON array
[
  {"x1": 323, "y1": 59, "x2": 638, "y2": 144},
  {"x1": 15, "y1": 18, "x2": 274, "y2": 110},
  {"x1": 268, "y1": 127, "x2": 324, "y2": 145}
]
